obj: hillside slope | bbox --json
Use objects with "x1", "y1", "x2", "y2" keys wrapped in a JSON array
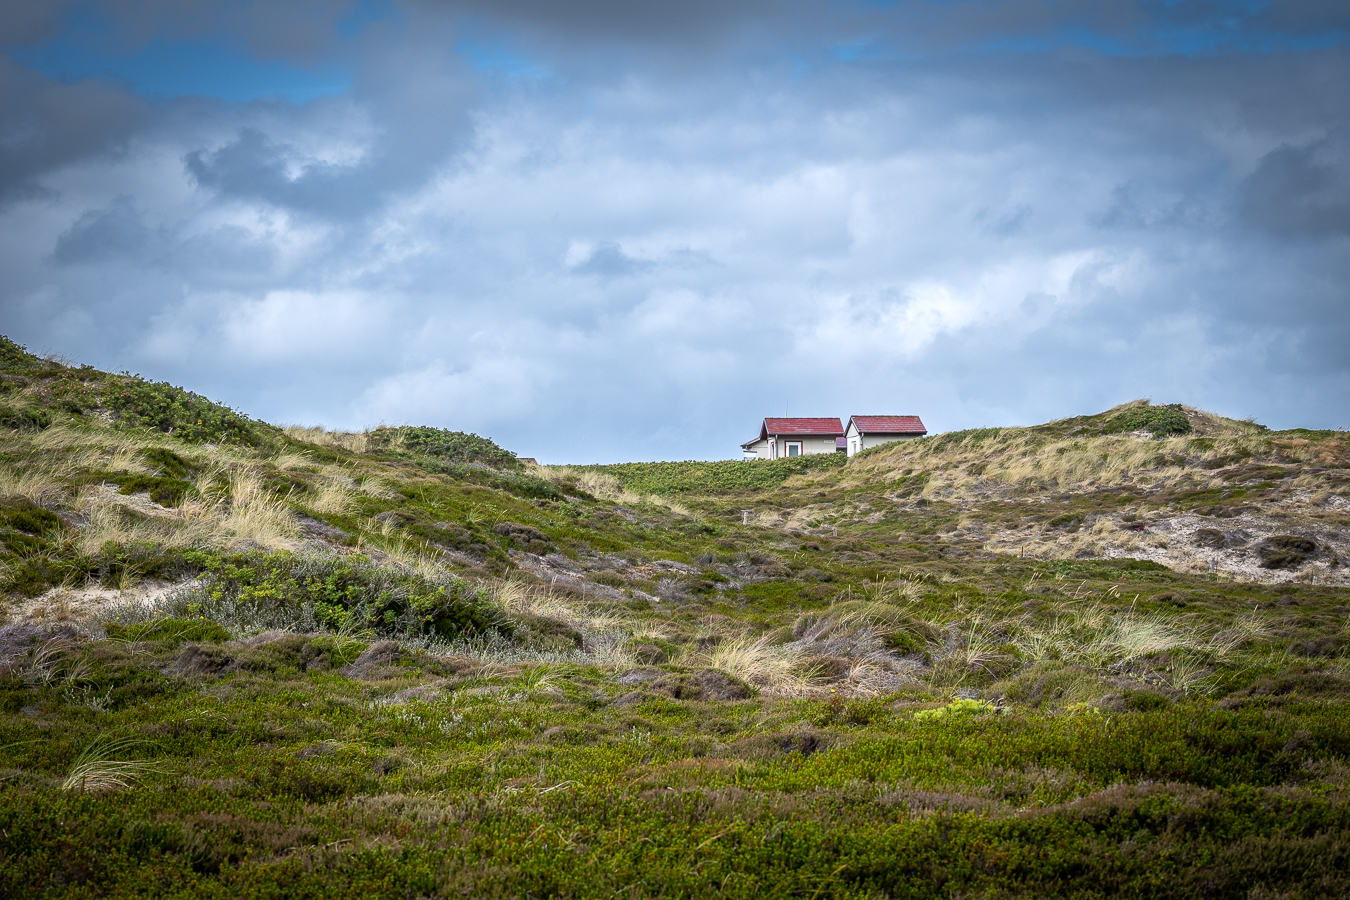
[
  {"x1": 579, "y1": 401, "x2": 1349, "y2": 585},
  {"x1": 2, "y1": 336, "x2": 1349, "y2": 899}
]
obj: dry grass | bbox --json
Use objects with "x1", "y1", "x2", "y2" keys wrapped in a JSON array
[
  {"x1": 532, "y1": 465, "x2": 693, "y2": 517},
  {"x1": 74, "y1": 486, "x2": 193, "y2": 554},
  {"x1": 840, "y1": 403, "x2": 1299, "y2": 501},
  {"x1": 695, "y1": 635, "x2": 815, "y2": 695},
  {"x1": 0, "y1": 465, "x2": 67, "y2": 506},
  {"x1": 221, "y1": 472, "x2": 298, "y2": 548},
  {"x1": 283, "y1": 425, "x2": 369, "y2": 454},
  {"x1": 359, "y1": 515, "x2": 447, "y2": 580},
  {"x1": 72, "y1": 466, "x2": 297, "y2": 553},
  {"x1": 1103, "y1": 612, "x2": 1191, "y2": 661},
  {"x1": 954, "y1": 621, "x2": 1011, "y2": 673},
  {"x1": 269, "y1": 451, "x2": 314, "y2": 472},
  {"x1": 484, "y1": 579, "x2": 633, "y2": 664},
  {"x1": 306, "y1": 475, "x2": 358, "y2": 516},
  {"x1": 62, "y1": 734, "x2": 158, "y2": 793}
]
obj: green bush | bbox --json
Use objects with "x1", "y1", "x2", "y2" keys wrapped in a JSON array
[
  {"x1": 0, "y1": 335, "x2": 45, "y2": 373},
  {"x1": 1105, "y1": 404, "x2": 1192, "y2": 437},
  {"x1": 368, "y1": 425, "x2": 522, "y2": 470},
  {"x1": 0, "y1": 404, "x2": 51, "y2": 430},
  {"x1": 104, "y1": 378, "x2": 266, "y2": 446},
  {"x1": 141, "y1": 447, "x2": 195, "y2": 479},
  {"x1": 113, "y1": 473, "x2": 193, "y2": 507},
  {"x1": 165, "y1": 550, "x2": 505, "y2": 641},
  {"x1": 0, "y1": 500, "x2": 64, "y2": 536},
  {"x1": 591, "y1": 454, "x2": 847, "y2": 496}
]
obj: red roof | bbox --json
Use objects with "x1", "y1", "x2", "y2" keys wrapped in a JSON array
[
  {"x1": 849, "y1": 415, "x2": 927, "y2": 435},
  {"x1": 763, "y1": 417, "x2": 844, "y2": 436}
]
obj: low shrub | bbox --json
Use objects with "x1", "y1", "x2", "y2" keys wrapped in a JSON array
[
  {"x1": 158, "y1": 550, "x2": 506, "y2": 642},
  {"x1": 591, "y1": 455, "x2": 848, "y2": 496},
  {"x1": 0, "y1": 335, "x2": 46, "y2": 373},
  {"x1": 113, "y1": 474, "x2": 193, "y2": 507},
  {"x1": 104, "y1": 378, "x2": 267, "y2": 446},
  {"x1": 1104, "y1": 404, "x2": 1192, "y2": 437},
  {"x1": 0, "y1": 500, "x2": 64, "y2": 536},
  {"x1": 367, "y1": 425, "x2": 522, "y2": 470},
  {"x1": 1259, "y1": 535, "x2": 1317, "y2": 569},
  {"x1": 0, "y1": 404, "x2": 51, "y2": 430}
]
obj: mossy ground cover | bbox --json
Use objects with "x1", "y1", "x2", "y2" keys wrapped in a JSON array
[
  {"x1": 3, "y1": 338, "x2": 1350, "y2": 897},
  {"x1": 3, "y1": 626, "x2": 1349, "y2": 898}
]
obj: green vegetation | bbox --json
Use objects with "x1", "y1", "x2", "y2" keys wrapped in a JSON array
[
  {"x1": 104, "y1": 378, "x2": 268, "y2": 446},
  {"x1": 1103, "y1": 402, "x2": 1192, "y2": 437},
  {"x1": 2, "y1": 338, "x2": 1349, "y2": 897},
  {"x1": 586, "y1": 453, "x2": 846, "y2": 496},
  {"x1": 367, "y1": 424, "x2": 524, "y2": 471}
]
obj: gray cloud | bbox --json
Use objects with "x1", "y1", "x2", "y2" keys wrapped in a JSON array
[
  {"x1": 1241, "y1": 129, "x2": 1350, "y2": 236},
  {"x1": 571, "y1": 242, "x2": 651, "y2": 277},
  {"x1": 0, "y1": 59, "x2": 148, "y2": 204},
  {"x1": 52, "y1": 195, "x2": 152, "y2": 264}
]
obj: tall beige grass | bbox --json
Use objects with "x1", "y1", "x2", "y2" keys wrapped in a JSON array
[
  {"x1": 0, "y1": 466, "x2": 66, "y2": 506},
  {"x1": 282, "y1": 425, "x2": 369, "y2": 453},
  {"x1": 696, "y1": 635, "x2": 814, "y2": 695},
  {"x1": 532, "y1": 465, "x2": 693, "y2": 516},
  {"x1": 62, "y1": 735, "x2": 158, "y2": 793},
  {"x1": 307, "y1": 476, "x2": 357, "y2": 516},
  {"x1": 221, "y1": 472, "x2": 297, "y2": 548},
  {"x1": 489, "y1": 579, "x2": 629, "y2": 635}
]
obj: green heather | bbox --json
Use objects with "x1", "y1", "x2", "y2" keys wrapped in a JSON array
[{"x1": 2, "y1": 333, "x2": 1349, "y2": 898}]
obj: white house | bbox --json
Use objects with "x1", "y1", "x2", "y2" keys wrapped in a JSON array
[
  {"x1": 741, "y1": 417, "x2": 845, "y2": 460},
  {"x1": 845, "y1": 415, "x2": 927, "y2": 457}
]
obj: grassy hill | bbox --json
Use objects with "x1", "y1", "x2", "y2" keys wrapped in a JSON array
[{"x1": 2, "y1": 334, "x2": 1349, "y2": 898}]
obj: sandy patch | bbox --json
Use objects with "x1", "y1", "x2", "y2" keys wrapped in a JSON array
[{"x1": 3, "y1": 579, "x2": 199, "y2": 626}]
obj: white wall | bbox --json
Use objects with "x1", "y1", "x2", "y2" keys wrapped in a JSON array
[
  {"x1": 744, "y1": 434, "x2": 839, "y2": 459},
  {"x1": 743, "y1": 439, "x2": 770, "y2": 459},
  {"x1": 771, "y1": 434, "x2": 838, "y2": 457},
  {"x1": 845, "y1": 422, "x2": 923, "y2": 457}
]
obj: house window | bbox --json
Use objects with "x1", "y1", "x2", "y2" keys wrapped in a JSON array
[{"x1": 785, "y1": 442, "x2": 801, "y2": 457}]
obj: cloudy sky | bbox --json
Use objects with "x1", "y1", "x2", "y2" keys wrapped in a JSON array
[{"x1": 1, "y1": 1, "x2": 1348, "y2": 461}]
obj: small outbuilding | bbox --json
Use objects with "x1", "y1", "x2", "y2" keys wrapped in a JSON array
[
  {"x1": 845, "y1": 415, "x2": 927, "y2": 457},
  {"x1": 741, "y1": 417, "x2": 845, "y2": 460}
]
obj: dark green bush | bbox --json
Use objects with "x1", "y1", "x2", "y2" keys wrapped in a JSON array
[
  {"x1": 141, "y1": 447, "x2": 195, "y2": 479},
  {"x1": 1260, "y1": 535, "x2": 1317, "y2": 569},
  {"x1": 170, "y1": 550, "x2": 505, "y2": 641},
  {"x1": 368, "y1": 425, "x2": 522, "y2": 470},
  {"x1": 0, "y1": 335, "x2": 44, "y2": 373},
  {"x1": 592, "y1": 454, "x2": 847, "y2": 496},
  {"x1": 114, "y1": 473, "x2": 193, "y2": 507},
  {"x1": 105, "y1": 378, "x2": 266, "y2": 446},
  {"x1": 1105, "y1": 404, "x2": 1192, "y2": 437},
  {"x1": 0, "y1": 500, "x2": 64, "y2": 535},
  {"x1": 0, "y1": 404, "x2": 51, "y2": 430}
]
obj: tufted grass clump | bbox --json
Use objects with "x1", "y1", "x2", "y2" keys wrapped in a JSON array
[{"x1": 61, "y1": 734, "x2": 158, "y2": 793}]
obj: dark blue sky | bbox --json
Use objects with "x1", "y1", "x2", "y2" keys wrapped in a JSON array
[{"x1": 2, "y1": 0, "x2": 1348, "y2": 461}]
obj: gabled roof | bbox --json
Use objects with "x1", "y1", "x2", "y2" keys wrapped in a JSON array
[
  {"x1": 762, "y1": 417, "x2": 844, "y2": 436},
  {"x1": 849, "y1": 415, "x2": 927, "y2": 435}
]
